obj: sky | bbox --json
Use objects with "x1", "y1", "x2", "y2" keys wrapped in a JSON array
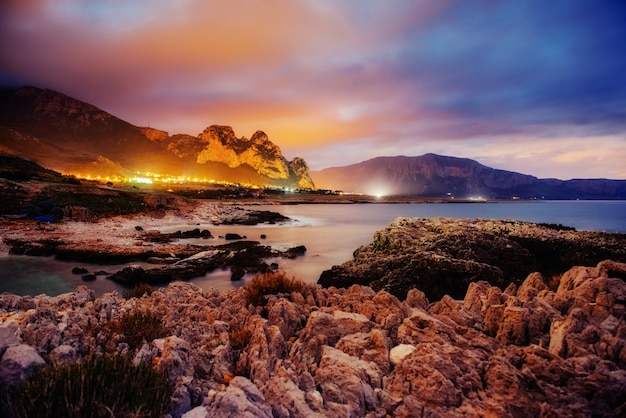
[{"x1": 1, "y1": 0, "x2": 626, "y2": 180}]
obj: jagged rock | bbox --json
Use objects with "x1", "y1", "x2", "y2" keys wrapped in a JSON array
[
  {"x1": 316, "y1": 345, "x2": 382, "y2": 415},
  {"x1": 1, "y1": 260, "x2": 625, "y2": 417},
  {"x1": 267, "y1": 299, "x2": 306, "y2": 340},
  {"x1": 336, "y1": 329, "x2": 391, "y2": 374},
  {"x1": 49, "y1": 344, "x2": 77, "y2": 365},
  {"x1": 319, "y1": 218, "x2": 626, "y2": 301},
  {"x1": 196, "y1": 126, "x2": 290, "y2": 179},
  {"x1": 0, "y1": 344, "x2": 46, "y2": 386},
  {"x1": 0, "y1": 327, "x2": 20, "y2": 357},
  {"x1": 262, "y1": 373, "x2": 326, "y2": 418},
  {"x1": 301, "y1": 310, "x2": 372, "y2": 347},
  {"x1": 389, "y1": 344, "x2": 415, "y2": 366},
  {"x1": 289, "y1": 157, "x2": 315, "y2": 189},
  {"x1": 205, "y1": 376, "x2": 272, "y2": 418}
]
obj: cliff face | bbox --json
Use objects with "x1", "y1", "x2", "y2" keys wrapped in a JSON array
[
  {"x1": 289, "y1": 157, "x2": 315, "y2": 189},
  {"x1": 196, "y1": 126, "x2": 290, "y2": 180},
  {"x1": 0, "y1": 87, "x2": 315, "y2": 189},
  {"x1": 312, "y1": 154, "x2": 626, "y2": 199}
]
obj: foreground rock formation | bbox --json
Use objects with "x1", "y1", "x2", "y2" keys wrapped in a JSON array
[
  {"x1": 319, "y1": 217, "x2": 626, "y2": 301},
  {"x1": 1, "y1": 260, "x2": 625, "y2": 417}
]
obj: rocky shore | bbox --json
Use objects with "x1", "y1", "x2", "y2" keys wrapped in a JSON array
[
  {"x1": 1, "y1": 260, "x2": 625, "y2": 417},
  {"x1": 319, "y1": 217, "x2": 626, "y2": 301},
  {"x1": 1, "y1": 202, "x2": 303, "y2": 284}
]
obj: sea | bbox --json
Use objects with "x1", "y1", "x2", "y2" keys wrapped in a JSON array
[{"x1": 1, "y1": 200, "x2": 625, "y2": 297}]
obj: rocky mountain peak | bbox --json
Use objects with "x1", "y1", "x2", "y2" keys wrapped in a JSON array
[{"x1": 196, "y1": 125, "x2": 291, "y2": 180}]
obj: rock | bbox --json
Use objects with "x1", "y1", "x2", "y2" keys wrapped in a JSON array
[
  {"x1": 267, "y1": 299, "x2": 305, "y2": 340},
  {"x1": 300, "y1": 310, "x2": 372, "y2": 347},
  {"x1": 1, "y1": 259, "x2": 625, "y2": 417},
  {"x1": 225, "y1": 233, "x2": 243, "y2": 240},
  {"x1": 335, "y1": 329, "x2": 391, "y2": 374},
  {"x1": 108, "y1": 265, "x2": 147, "y2": 286},
  {"x1": 230, "y1": 269, "x2": 246, "y2": 281},
  {"x1": 206, "y1": 376, "x2": 273, "y2": 418},
  {"x1": 196, "y1": 126, "x2": 290, "y2": 180},
  {"x1": 0, "y1": 327, "x2": 20, "y2": 357},
  {"x1": 49, "y1": 344, "x2": 77, "y2": 365},
  {"x1": 181, "y1": 406, "x2": 209, "y2": 418},
  {"x1": 315, "y1": 345, "x2": 382, "y2": 415},
  {"x1": 0, "y1": 344, "x2": 46, "y2": 385},
  {"x1": 318, "y1": 218, "x2": 626, "y2": 301},
  {"x1": 282, "y1": 245, "x2": 306, "y2": 259},
  {"x1": 71, "y1": 267, "x2": 88, "y2": 275},
  {"x1": 389, "y1": 344, "x2": 416, "y2": 366},
  {"x1": 81, "y1": 273, "x2": 97, "y2": 282}
]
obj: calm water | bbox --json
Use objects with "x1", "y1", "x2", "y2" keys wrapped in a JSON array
[{"x1": 1, "y1": 201, "x2": 625, "y2": 296}]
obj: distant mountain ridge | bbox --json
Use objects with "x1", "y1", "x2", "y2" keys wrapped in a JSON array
[
  {"x1": 312, "y1": 154, "x2": 626, "y2": 199},
  {"x1": 0, "y1": 86, "x2": 314, "y2": 188}
]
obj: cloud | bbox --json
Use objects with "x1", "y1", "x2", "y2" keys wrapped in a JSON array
[{"x1": 1, "y1": 0, "x2": 625, "y2": 179}]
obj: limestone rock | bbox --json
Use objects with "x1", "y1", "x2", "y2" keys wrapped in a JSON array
[
  {"x1": 318, "y1": 218, "x2": 626, "y2": 301},
  {"x1": 0, "y1": 327, "x2": 20, "y2": 357},
  {"x1": 288, "y1": 157, "x2": 315, "y2": 189},
  {"x1": 0, "y1": 344, "x2": 46, "y2": 386},
  {"x1": 1, "y1": 260, "x2": 625, "y2": 417},
  {"x1": 316, "y1": 345, "x2": 382, "y2": 415},
  {"x1": 206, "y1": 376, "x2": 272, "y2": 418},
  {"x1": 389, "y1": 344, "x2": 415, "y2": 366},
  {"x1": 196, "y1": 126, "x2": 289, "y2": 180}
]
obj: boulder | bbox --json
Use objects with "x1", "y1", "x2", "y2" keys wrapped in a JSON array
[
  {"x1": 205, "y1": 376, "x2": 272, "y2": 418},
  {"x1": 0, "y1": 327, "x2": 20, "y2": 358},
  {"x1": 0, "y1": 344, "x2": 46, "y2": 385}
]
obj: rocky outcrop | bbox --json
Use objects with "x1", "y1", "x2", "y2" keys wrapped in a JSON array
[
  {"x1": 195, "y1": 126, "x2": 286, "y2": 179},
  {"x1": 288, "y1": 157, "x2": 315, "y2": 190},
  {"x1": 194, "y1": 125, "x2": 314, "y2": 188},
  {"x1": 319, "y1": 217, "x2": 626, "y2": 301},
  {"x1": 141, "y1": 127, "x2": 169, "y2": 142},
  {"x1": 1, "y1": 260, "x2": 625, "y2": 417}
]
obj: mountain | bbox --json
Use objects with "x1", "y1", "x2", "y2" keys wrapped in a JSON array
[
  {"x1": 0, "y1": 86, "x2": 314, "y2": 189},
  {"x1": 312, "y1": 154, "x2": 626, "y2": 199}
]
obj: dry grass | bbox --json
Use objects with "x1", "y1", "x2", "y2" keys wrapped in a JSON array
[
  {"x1": 3, "y1": 355, "x2": 171, "y2": 418},
  {"x1": 242, "y1": 271, "x2": 313, "y2": 307},
  {"x1": 122, "y1": 283, "x2": 155, "y2": 299},
  {"x1": 104, "y1": 310, "x2": 169, "y2": 351}
]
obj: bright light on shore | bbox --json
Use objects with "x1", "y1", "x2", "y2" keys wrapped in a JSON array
[{"x1": 133, "y1": 177, "x2": 153, "y2": 184}]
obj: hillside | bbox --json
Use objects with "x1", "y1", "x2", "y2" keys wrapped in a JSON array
[
  {"x1": 312, "y1": 154, "x2": 626, "y2": 199},
  {"x1": 0, "y1": 87, "x2": 314, "y2": 189}
]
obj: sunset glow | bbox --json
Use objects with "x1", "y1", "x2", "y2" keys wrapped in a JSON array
[{"x1": 1, "y1": 0, "x2": 625, "y2": 180}]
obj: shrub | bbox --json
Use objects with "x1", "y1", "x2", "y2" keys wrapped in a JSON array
[
  {"x1": 122, "y1": 283, "x2": 155, "y2": 299},
  {"x1": 3, "y1": 355, "x2": 171, "y2": 418},
  {"x1": 105, "y1": 310, "x2": 169, "y2": 351},
  {"x1": 242, "y1": 271, "x2": 313, "y2": 307}
]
